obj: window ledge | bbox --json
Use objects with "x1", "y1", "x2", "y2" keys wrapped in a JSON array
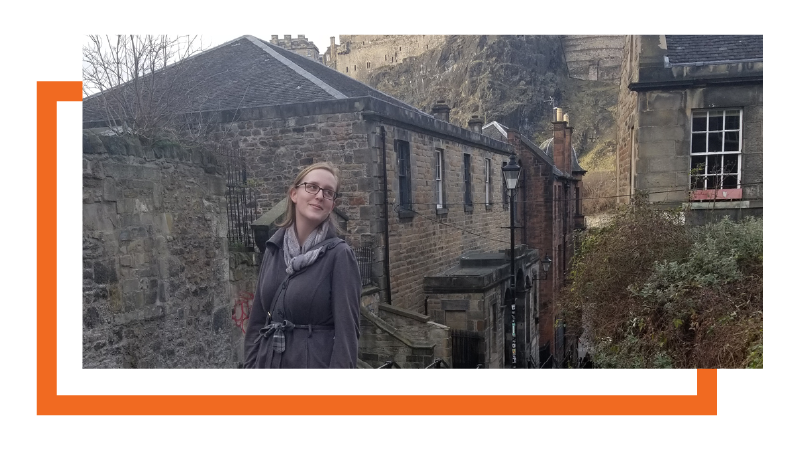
[
  {"x1": 684, "y1": 200, "x2": 751, "y2": 210},
  {"x1": 690, "y1": 188, "x2": 742, "y2": 201},
  {"x1": 397, "y1": 209, "x2": 415, "y2": 219},
  {"x1": 464, "y1": 205, "x2": 474, "y2": 213},
  {"x1": 436, "y1": 207, "x2": 449, "y2": 215}
]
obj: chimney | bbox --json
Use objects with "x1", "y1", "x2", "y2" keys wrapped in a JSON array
[
  {"x1": 298, "y1": 34, "x2": 306, "y2": 41},
  {"x1": 284, "y1": 34, "x2": 292, "y2": 42},
  {"x1": 565, "y1": 123, "x2": 574, "y2": 174},
  {"x1": 432, "y1": 100, "x2": 451, "y2": 123},
  {"x1": 271, "y1": 35, "x2": 279, "y2": 44},
  {"x1": 468, "y1": 115, "x2": 484, "y2": 134},
  {"x1": 552, "y1": 110, "x2": 571, "y2": 175}
]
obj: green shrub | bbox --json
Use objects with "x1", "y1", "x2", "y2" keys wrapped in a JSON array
[{"x1": 560, "y1": 197, "x2": 763, "y2": 368}]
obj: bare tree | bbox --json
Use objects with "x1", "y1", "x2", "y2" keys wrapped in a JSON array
[{"x1": 83, "y1": 35, "x2": 206, "y2": 138}]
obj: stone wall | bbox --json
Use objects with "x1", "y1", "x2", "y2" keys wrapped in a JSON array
[
  {"x1": 377, "y1": 123, "x2": 513, "y2": 314},
  {"x1": 358, "y1": 306, "x2": 440, "y2": 368},
  {"x1": 615, "y1": 36, "x2": 640, "y2": 204},
  {"x1": 331, "y1": 35, "x2": 446, "y2": 82},
  {"x1": 636, "y1": 85, "x2": 763, "y2": 207},
  {"x1": 210, "y1": 100, "x2": 375, "y2": 248},
  {"x1": 561, "y1": 35, "x2": 625, "y2": 82},
  {"x1": 82, "y1": 132, "x2": 234, "y2": 368},
  {"x1": 229, "y1": 250, "x2": 261, "y2": 364}
]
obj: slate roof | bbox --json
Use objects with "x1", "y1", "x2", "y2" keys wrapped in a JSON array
[
  {"x1": 665, "y1": 35, "x2": 763, "y2": 65},
  {"x1": 83, "y1": 35, "x2": 427, "y2": 123},
  {"x1": 482, "y1": 121, "x2": 509, "y2": 142}
]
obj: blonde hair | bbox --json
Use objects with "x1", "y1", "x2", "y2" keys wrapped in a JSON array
[{"x1": 276, "y1": 162, "x2": 343, "y2": 233}]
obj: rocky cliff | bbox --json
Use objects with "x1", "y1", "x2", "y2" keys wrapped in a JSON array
[{"x1": 359, "y1": 35, "x2": 619, "y2": 158}]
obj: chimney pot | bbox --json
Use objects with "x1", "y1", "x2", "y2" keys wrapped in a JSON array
[
  {"x1": 467, "y1": 115, "x2": 484, "y2": 134},
  {"x1": 432, "y1": 101, "x2": 451, "y2": 123}
]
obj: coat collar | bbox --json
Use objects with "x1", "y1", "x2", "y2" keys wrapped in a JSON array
[{"x1": 265, "y1": 220, "x2": 337, "y2": 252}]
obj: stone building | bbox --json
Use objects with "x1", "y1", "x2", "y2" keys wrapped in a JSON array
[
  {"x1": 269, "y1": 34, "x2": 322, "y2": 63},
  {"x1": 615, "y1": 35, "x2": 763, "y2": 224},
  {"x1": 82, "y1": 34, "x2": 548, "y2": 369},
  {"x1": 479, "y1": 112, "x2": 587, "y2": 368}
]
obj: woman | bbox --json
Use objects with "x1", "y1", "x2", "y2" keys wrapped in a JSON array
[{"x1": 244, "y1": 162, "x2": 361, "y2": 368}]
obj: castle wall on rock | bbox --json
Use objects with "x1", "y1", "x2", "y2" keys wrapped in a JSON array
[
  {"x1": 561, "y1": 35, "x2": 625, "y2": 82},
  {"x1": 329, "y1": 35, "x2": 446, "y2": 82}
]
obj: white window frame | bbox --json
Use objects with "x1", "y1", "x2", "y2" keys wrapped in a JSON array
[
  {"x1": 690, "y1": 109, "x2": 743, "y2": 197},
  {"x1": 484, "y1": 158, "x2": 491, "y2": 205},
  {"x1": 435, "y1": 149, "x2": 444, "y2": 209}
]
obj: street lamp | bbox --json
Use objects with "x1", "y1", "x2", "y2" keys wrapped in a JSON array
[
  {"x1": 525, "y1": 254, "x2": 552, "y2": 290},
  {"x1": 502, "y1": 154, "x2": 521, "y2": 368}
]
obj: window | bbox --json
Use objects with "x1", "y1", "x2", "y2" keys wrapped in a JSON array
[
  {"x1": 463, "y1": 154, "x2": 473, "y2": 207},
  {"x1": 434, "y1": 149, "x2": 444, "y2": 209},
  {"x1": 484, "y1": 158, "x2": 492, "y2": 206},
  {"x1": 690, "y1": 110, "x2": 742, "y2": 197},
  {"x1": 396, "y1": 140, "x2": 411, "y2": 210}
]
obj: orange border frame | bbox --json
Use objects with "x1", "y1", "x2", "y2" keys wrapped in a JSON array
[{"x1": 37, "y1": 81, "x2": 717, "y2": 415}]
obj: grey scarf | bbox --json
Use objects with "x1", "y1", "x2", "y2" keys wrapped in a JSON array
[{"x1": 282, "y1": 220, "x2": 331, "y2": 275}]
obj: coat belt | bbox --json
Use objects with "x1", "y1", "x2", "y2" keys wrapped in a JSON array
[{"x1": 256, "y1": 320, "x2": 335, "y2": 353}]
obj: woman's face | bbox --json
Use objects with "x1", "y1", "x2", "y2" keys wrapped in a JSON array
[{"x1": 290, "y1": 168, "x2": 337, "y2": 230}]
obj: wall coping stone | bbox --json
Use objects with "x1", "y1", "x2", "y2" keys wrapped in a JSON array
[
  {"x1": 378, "y1": 303, "x2": 430, "y2": 323},
  {"x1": 360, "y1": 306, "x2": 435, "y2": 350}
]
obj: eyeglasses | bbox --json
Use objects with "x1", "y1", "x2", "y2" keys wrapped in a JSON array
[{"x1": 297, "y1": 182, "x2": 337, "y2": 200}]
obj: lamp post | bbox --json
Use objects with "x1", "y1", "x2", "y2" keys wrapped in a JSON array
[{"x1": 502, "y1": 154, "x2": 521, "y2": 368}]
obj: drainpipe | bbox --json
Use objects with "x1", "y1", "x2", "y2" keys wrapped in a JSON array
[{"x1": 380, "y1": 125, "x2": 392, "y2": 305}]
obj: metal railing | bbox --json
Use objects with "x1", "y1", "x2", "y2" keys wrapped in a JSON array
[
  {"x1": 220, "y1": 147, "x2": 256, "y2": 251},
  {"x1": 352, "y1": 243, "x2": 374, "y2": 287},
  {"x1": 425, "y1": 358, "x2": 450, "y2": 369}
]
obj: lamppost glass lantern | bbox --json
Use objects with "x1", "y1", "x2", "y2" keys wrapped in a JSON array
[
  {"x1": 502, "y1": 154, "x2": 521, "y2": 190},
  {"x1": 541, "y1": 254, "x2": 552, "y2": 275}
]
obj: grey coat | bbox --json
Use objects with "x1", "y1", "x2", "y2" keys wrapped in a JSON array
[{"x1": 243, "y1": 226, "x2": 361, "y2": 368}]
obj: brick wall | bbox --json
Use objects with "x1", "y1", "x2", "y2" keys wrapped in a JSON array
[{"x1": 507, "y1": 126, "x2": 583, "y2": 366}]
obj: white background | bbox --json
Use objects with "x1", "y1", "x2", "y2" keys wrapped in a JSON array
[{"x1": 1, "y1": 2, "x2": 792, "y2": 449}]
